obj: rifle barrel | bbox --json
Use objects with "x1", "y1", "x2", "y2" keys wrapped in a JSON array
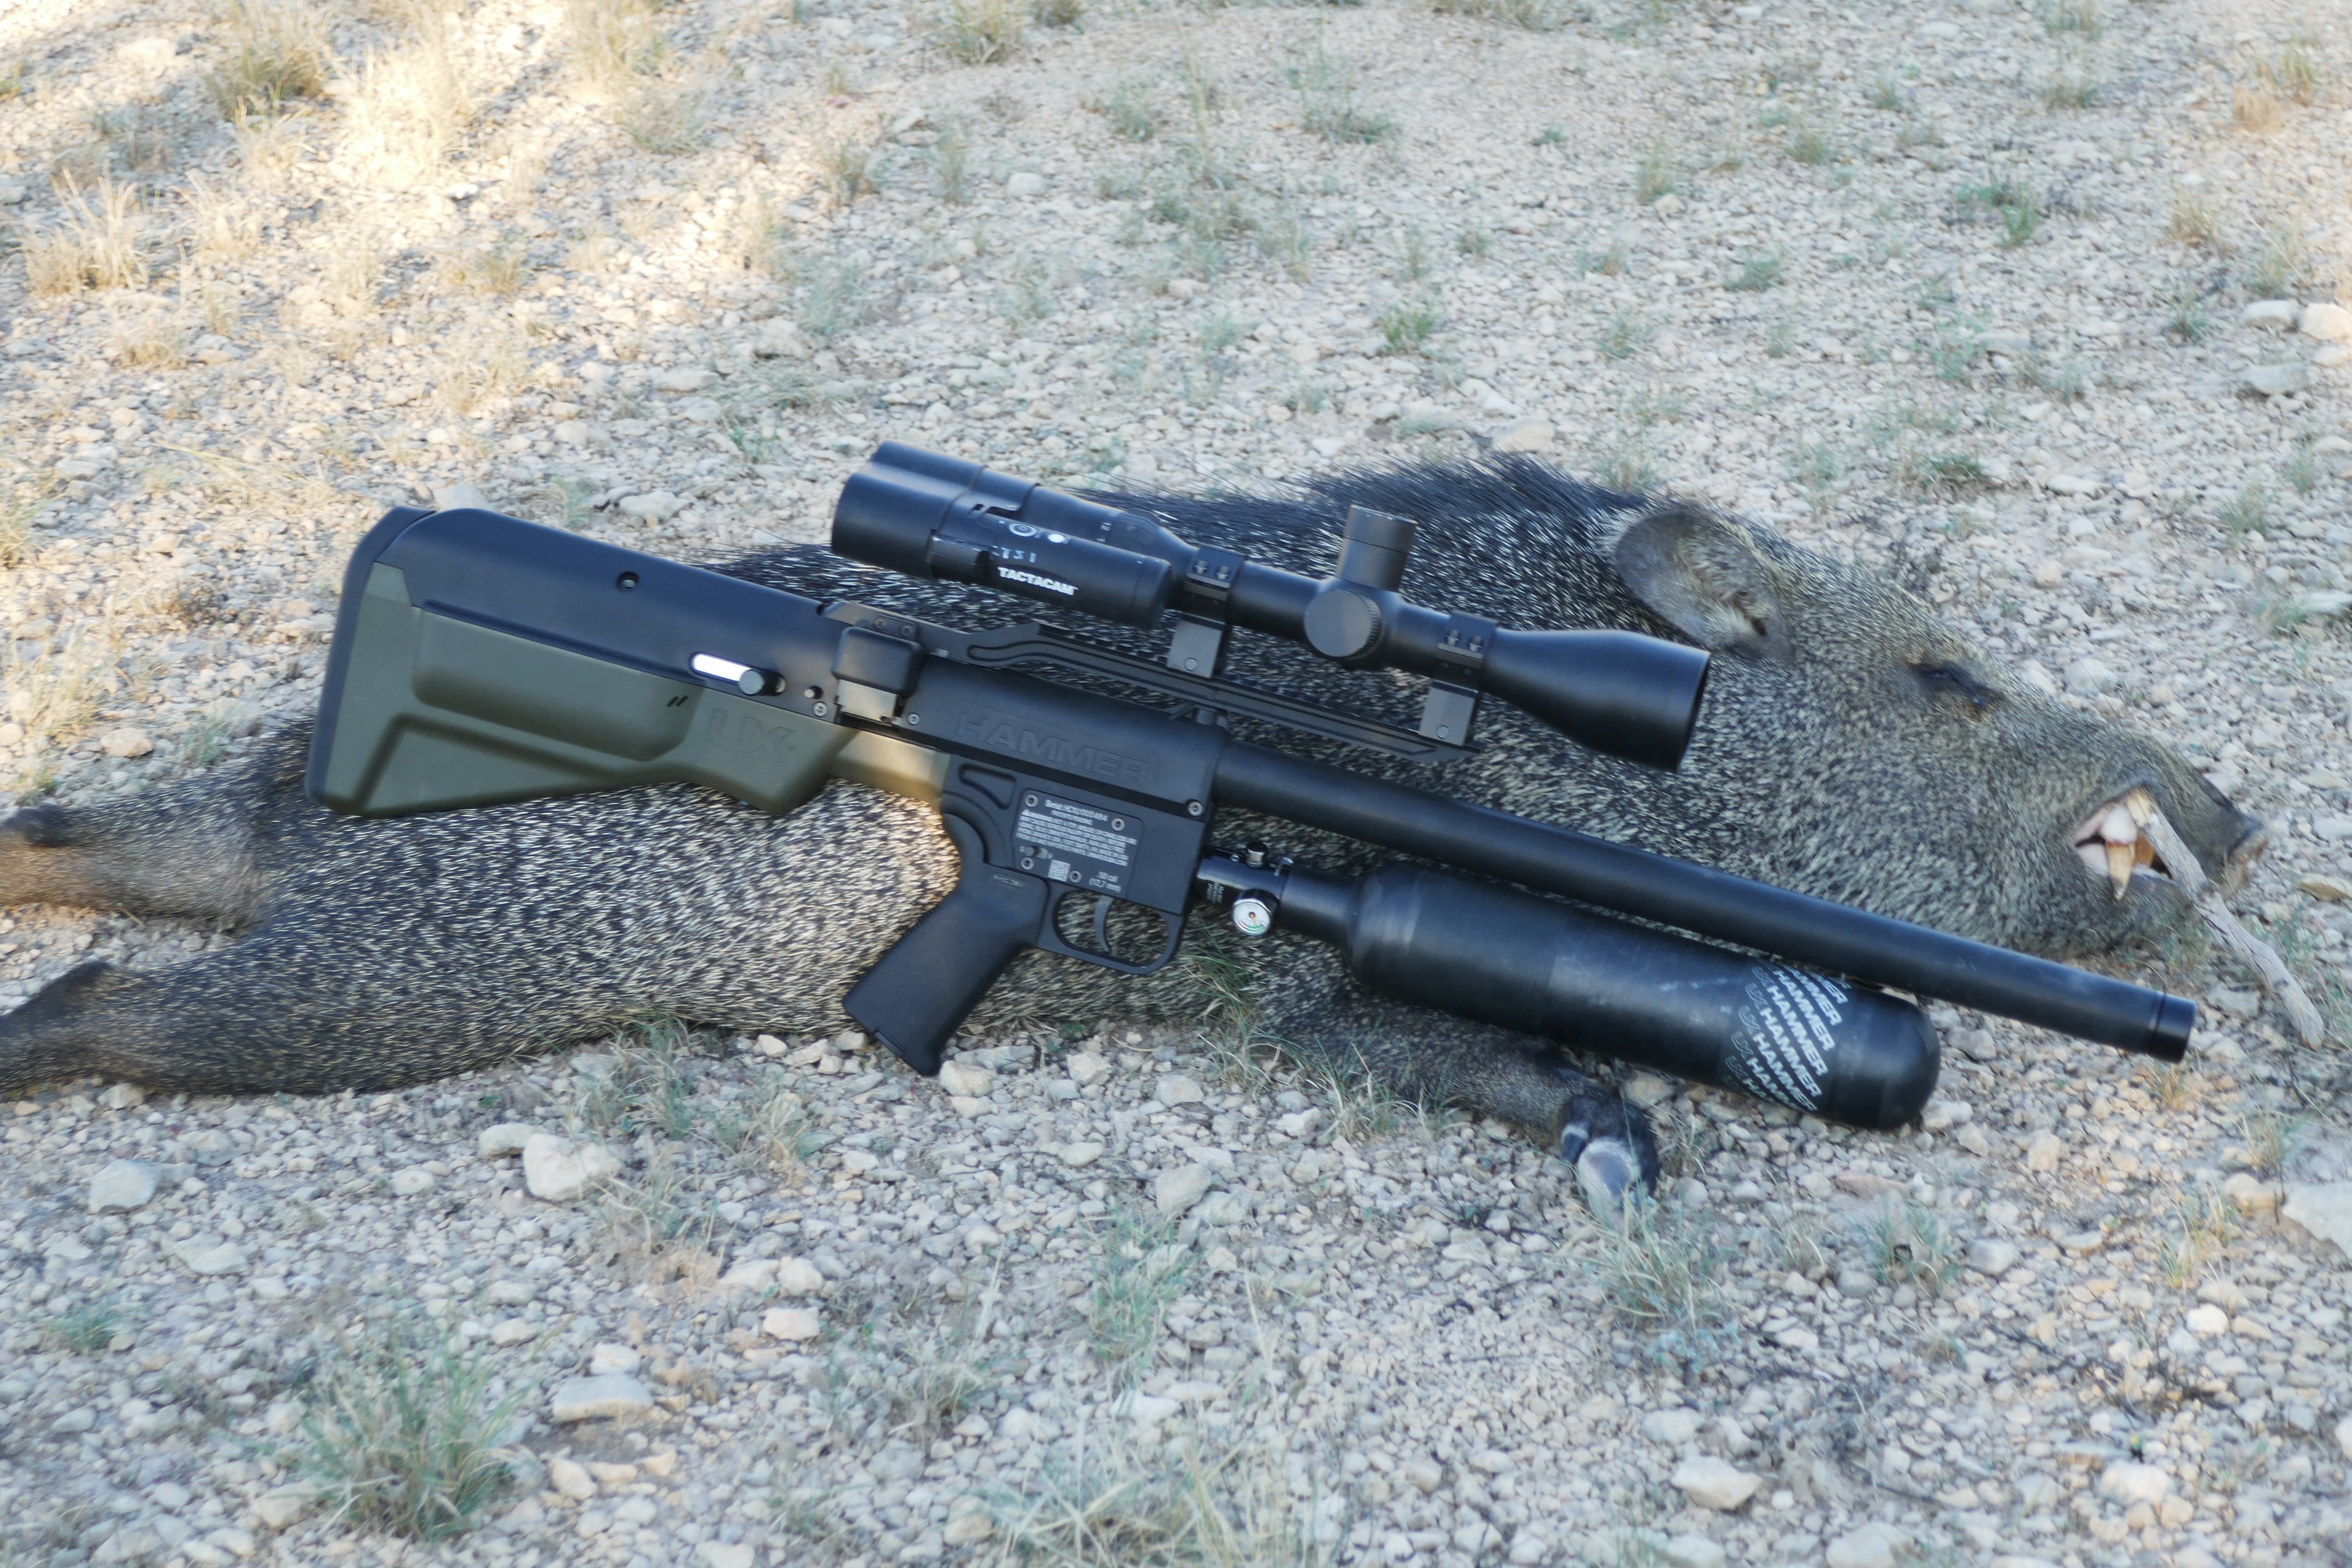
[{"x1": 1213, "y1": 742, "x2": 2195, "y2": 1061}]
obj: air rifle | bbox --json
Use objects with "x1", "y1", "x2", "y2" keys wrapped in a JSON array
[{"x1": 307, "y1": 443, "x2": 2196, "y2": 1132}]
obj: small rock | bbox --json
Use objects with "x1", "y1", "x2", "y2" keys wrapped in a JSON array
[
  {"x1": 548, "y1": 1455, "x2": 597, "y2": 1500},
  {"x1": 1006, "y1": 171, "x2": 1048, "y2": 197},
  {"x1": 1508, "y1": 1530, "x2": 1556, "y2": 1566},
  {"x1": 2184, "y1": 1304, "x2": 2229, "y2": 1336},
  {"x1": 2063, "y1": 656, "x2": 2116, "y2": 695},
  {"x1": 697, "y1": 1544, "x2": 756, "y2": 1568},
  {"x1": 1826, "y1": 1523, "x2": 1909, "y2": 1568},
  {"x1": 618, "y1": 491, "x2": 686, "y2": 522},
  {"x1": 1663, "y1": 1537, "x2": 1726, "y2": 1568},
  {"x1": 1622, "y1": 1073, "x2": 1675, "y2": 1107},
  {"x1": 53, "y1": 1406, "x2": 96, "y2": 1433},
  {"x1": 589, "y1": 1343, "x2": 642, "y2": 1376},
  {"x1": 89, "y1": 1159, "x2": 160, "y2": 1213},
  {"x1": 2243, "y1": 300, "x2": 2300, "y2": 330},
  {"x1": 1640, "y1": 1409, "x2": 1703, "y2": 1444},
  {"x1": 1154, "y1": 1073, "x2": 1205, "y2": 1105},
  {"x1": 99, "y1": 728, "x2": 154, "y2": 759},
  {"x1": 1059, "y1": 1142, "x2": 1105, "y2": 1167},
  {"x1": 1119, "y1": 1391, "x2": 1181, "y2": 1425},
  {"x1": 174, "y1": 1236, "x2": 247, "y2": 1276},
  {"x1": 1966, "y1": 1238, "x2": 2020, "y2": 1276},
  {"x1": 253, "y1": 1487, "x2": 314, "y2": 1529},
  {"x1": 490, "y1": 1318, "x2": 538, "y2": 1346},
  {"x1": 2240, "y1": 363, "x2": 2310, "y2": 396},
  {"x1": 1491, "y1": 417, "x2": 1555, "y2": 452},
  {"x1": 1920, "y1": 1098, "x2": 1973, "y2": 1132},
  {"x1": 1066, "y1": 1051, "x2": 1109, "y2": 1085},
  {"x1": 2097, "y1": 1462, "x2": 2171, "y2": 1507},
  {"x1": 478, "y1": 1122, "x2": 538, "y2": 1158},
  {"x1": 762, "y1": 1307, "x2": 821, "y2": 1341},
  {"x1": 653, "y1": 367, "x2": 717, "y2": 393},
  {"x1": 2221, "y1": 1172, "x2": 2278, "y2": 1213},
  {"x1": 1671, "y1": 1456, "x2": 1761, "y2": 1512},
  {"x1": 2296, "y1": 872, "x2": 2352, "y2": 902},
  {"x1": 485, "y1": 1278, "x2": 535, "y2": 1305},
  {"x1": 2301, "y1": 302, "x2": 2352, "y2": 342},
  {"x1": 751, "y1": 319, "x2": 808, "y2": 359},
  {"x1": 2024, "y1": 1133, "x2": 2063, "y2": 1173},
  {"x1": 944, "y1": 1512, "x2": 994, "y2": 1546},
  {"x1": 100, "y1": 1083, "x2": 147, "y2": 1110},
  {"x1": 549, "y1": 1373, "x2": 655, "y2": 1422},
  {"x1": 2336, "y1": 1413, "x2": 2352, "y2": 1462},
  {"x1": 2206, "y1": 984, "x2": 2261, "y2": 1019},
  {"x1": 938, "y1": 1060, "x2": 995, "y2": 1097},
  {"x1": 775, "y1": 1257, "x2": 825, "y2": 1294},
  {"x1": 1154, "y1": 1163, "x2": 1214, "y2": 1215},
  {"x1": 2281, "y1": 1182, "x2": 2352, "y2": 1257},
  {"x1": 389, "y1": 1167, "x2": 435, "y2": 1196},
  {"x1": 521, "y1": 1133, "x2": 620, "y2": 1202},
  {"x1": 184, "y1": 1129, "x2": 235, "y2": 1165}
]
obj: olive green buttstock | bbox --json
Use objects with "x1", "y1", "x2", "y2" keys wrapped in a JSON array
[{"x1": 316, "y1": 563, "x2": 860, "y2": 816}]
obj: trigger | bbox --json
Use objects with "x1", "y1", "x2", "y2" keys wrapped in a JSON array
[{"x1": 1092, "y1": 894, "x2": 1115, "y2": 956}]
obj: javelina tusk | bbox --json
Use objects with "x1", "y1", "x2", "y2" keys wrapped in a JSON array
[
  {"x1": 2105, "y1": 841, "x2": 2135, "y2": 898},
  {"x1": 2141, "y1": 804, "x2": 2327, "y2": 1046},
  {"x1": 2125, "y1": 787, "x2": 2155, "y2": 828}
]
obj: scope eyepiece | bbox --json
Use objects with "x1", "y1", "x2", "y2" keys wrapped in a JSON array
[{"x1": 832, "y1": 443, "x2": 1711, "y2": 771}]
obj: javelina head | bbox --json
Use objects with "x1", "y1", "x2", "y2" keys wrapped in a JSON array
[
  {"x1": 1263, "y1": 459, "x2": 2266, "y2": 961},
  {"x1": 1590, "y1": 502, "x2": 2264, "y2": 957}
]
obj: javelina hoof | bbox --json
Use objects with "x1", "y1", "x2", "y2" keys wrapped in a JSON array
[{"x1": 1559, "y1": 1089, "x2": 1660, "y2": 1212}]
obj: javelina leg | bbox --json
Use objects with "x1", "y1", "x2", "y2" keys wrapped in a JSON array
[
  {"x1": 0, "y1": 777, "x2": 268, "y2": 924},
  {"x1": 1254, "y1": 943, "x2": 1660, "y2": 1204}
]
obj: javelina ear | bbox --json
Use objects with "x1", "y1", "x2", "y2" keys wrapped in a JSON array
[{"x1": 1609, "y1": 504, "x2": 1790, "y2": 660}]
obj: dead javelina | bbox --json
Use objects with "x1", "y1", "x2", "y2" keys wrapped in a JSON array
[{"x1": 0, "y1": 458, "x2": 2263, "y2": 1200}]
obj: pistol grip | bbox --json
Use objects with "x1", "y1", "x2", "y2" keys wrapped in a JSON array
[{"x1": 845, "y1": 815, "x2": 1047, "y2": 1076}]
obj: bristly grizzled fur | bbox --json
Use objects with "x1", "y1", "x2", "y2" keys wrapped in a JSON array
[{"x1": 0, "y1": 456, "x2": 2263, "y2": 1170}]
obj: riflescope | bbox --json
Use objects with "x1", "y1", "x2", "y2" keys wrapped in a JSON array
[{"x1": 833, "y1": 442, "x2": 1712, "y2": 772}]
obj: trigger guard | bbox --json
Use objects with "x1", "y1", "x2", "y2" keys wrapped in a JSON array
[{"x1": 1034, "y1": 900, "x2": 1183, "y2": 975}]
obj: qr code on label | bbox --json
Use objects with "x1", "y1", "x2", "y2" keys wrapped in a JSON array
[{"x1": 1049, "y1": 860, "x2": 1072, "y2": 883}]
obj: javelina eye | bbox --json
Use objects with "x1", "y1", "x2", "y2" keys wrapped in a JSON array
[{"x1": 1914, "y1": 662, "x2": 1995, "y2": 710}]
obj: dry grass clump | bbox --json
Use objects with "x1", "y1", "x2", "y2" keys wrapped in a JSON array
[
  {"x1": 105, "y1": 306, "x2": 188, "y2": 368},
  {"x1": 343, "y1": 10, "x2": 477, "y2": 187},
  {"x1": 983, "y1": 1418, "x2": 1341, "y2": 1568},
  {"x1": 228, "y1": 108, "x2": 313, "y2": 184},
  {"x1": 5, "y1": 624, "x2": 123, "y2": 775},
  {"x1": 1431, "y1": 0, "x2": 1579, "y2": 29},
  {"x1": 183, "y1": 173, "x2": 266, "y2": 261},
  {"x1": 291, "y1": 1312, "x2": 523, "y2": 1541},
  {"x1": 2232, "y1": 82, "x2": 2284, "y2": 134},
  {"x1": 23, "y1": 179, "x2": 151, "y2": 295},
  {"x1": 936, "y1": 0, "x2": 1025, "y2": 65},
  {"x1": 204, "y1": 0, "x2": 332, "y2": 118},
  {"x1": 2168, "y1": 185, "x2": 2220, "y2": 248},
  {"x1": 435, "y1": 237, "x2": 530, "y2": 295},
  {"x1": 562, "y1": 0, "x2": 667, "y2": 101},
  {"x1": 618, "y1": 79, "x2": 712, "y2": 154}
]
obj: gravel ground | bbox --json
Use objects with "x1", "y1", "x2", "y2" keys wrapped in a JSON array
[{"x1": 2, "y1": 0, "x2": 2352, "y2": 1564}]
